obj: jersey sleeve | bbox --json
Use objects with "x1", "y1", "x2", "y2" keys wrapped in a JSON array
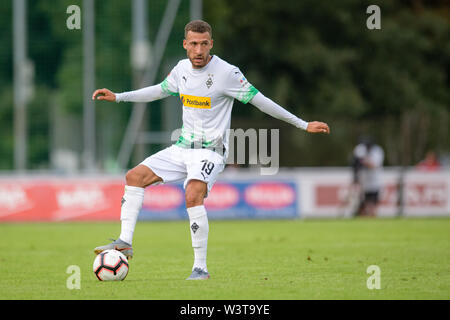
[
  {"x1": 160, "y1": 65, "x2": 180, "y2": 97},
  {"x1": 250, "y1": 92, "x2": 309, "y2": 130},
  {"x1": 223, "y1": 68, "x2": 259, "y2": 104},
  {"x1": 115, "y1": 84, "x2": 169, "y2": 103}
]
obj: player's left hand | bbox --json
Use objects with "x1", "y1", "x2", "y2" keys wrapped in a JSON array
[
  {"x1": 92, "y1": 88, "x2": 116, "y2": 102},
  {"x1": 306, "y1": 121, "x2": 330, "y2": 134}
]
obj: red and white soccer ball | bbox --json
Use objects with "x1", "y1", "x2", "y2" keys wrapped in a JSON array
[{"x1": 93, "y1": 249, "x2": 129, "y2": 281}]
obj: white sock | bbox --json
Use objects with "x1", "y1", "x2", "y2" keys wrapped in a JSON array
[
  {"x1": 119, "y1": 185, "x2": 145, "y2": 245},
  {"x1": 187, "y1": 205, "x2": 209, "y2": 272}
]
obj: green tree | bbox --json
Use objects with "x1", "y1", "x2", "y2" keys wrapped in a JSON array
[{"x1": 206, "y1": 0, "x2": 450, "y2": 166}]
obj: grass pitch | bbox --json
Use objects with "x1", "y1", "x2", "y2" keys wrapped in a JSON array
[{"x1": 0, "y1": 218, "x2": 449, "y2": 300}]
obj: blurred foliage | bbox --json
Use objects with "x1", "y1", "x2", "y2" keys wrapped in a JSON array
[
  {"x1": 206, "y1": 0, "x2": 450, "y2": 166},
  {"x1": 0, "y1": 0, "x2": 449, "y2": 170}
]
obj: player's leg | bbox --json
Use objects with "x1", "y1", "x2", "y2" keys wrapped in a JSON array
[
  {"x1": 355, "y1": 190, "x2": 368, "y2": 217},
  {"x1": 108, "y1": 145, "x2": 187, "y2": 256},
  {"x1": 364, "y1": 191, "x2": 379, "y2": 217},
  {"x1": 95, "y1": 145, "x2": 188, "y2": 258},
  {"x1": 185, "y1": 180, "x2": 210, "y2": 280},
  {"x1": 118, "y1": 165, "x2": 163, "y2": 247},
  {"x1": 125, "y1": 164, "x2": 163, "y2": 188},
  {"x1": 94, "y1": 165, "x2": 162, "y2": 258},
  {"x1": 184, "y1": 149, "x2": 226, "y2": 280}
]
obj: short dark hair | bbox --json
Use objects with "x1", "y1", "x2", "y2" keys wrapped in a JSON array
[{"x1": 184, "y1": 20, "x2": 212, "y2": 38}]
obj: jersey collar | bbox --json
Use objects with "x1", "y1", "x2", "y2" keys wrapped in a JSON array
[{"x1": 190, "y1": 55, "x2": 215, "y2": 73}]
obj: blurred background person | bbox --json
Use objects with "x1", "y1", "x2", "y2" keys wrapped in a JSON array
[
  {"x1": 416, "y1": 151, "x2": 441, "y2": 172},
  {"x1": 352, "y1": 136, "x2": 384, "y2": 217}
]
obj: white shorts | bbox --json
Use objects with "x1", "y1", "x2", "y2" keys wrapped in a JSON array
[{"x1": 140, "y1": 145, "x2": 225, "y2": 196}]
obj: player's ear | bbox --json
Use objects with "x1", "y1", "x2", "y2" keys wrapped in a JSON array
[
  {"x1": 183, "y1": 39, "x2": 187, "y2": 50},
  {"x1": 210, "y1": 38, "x2": 213, "y2": 49}
]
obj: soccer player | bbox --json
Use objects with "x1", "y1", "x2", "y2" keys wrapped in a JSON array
[{"x1": 92, "y1": 20, "x2": 330, "y2": 280}]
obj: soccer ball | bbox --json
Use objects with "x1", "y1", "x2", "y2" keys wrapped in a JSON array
[{"x1": 93, "y1": 249, "x2": 129, "y2": 281}]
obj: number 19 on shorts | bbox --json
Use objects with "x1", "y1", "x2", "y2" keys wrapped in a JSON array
[{"x1": 200, "y1": 160, "x2": 215, "y2": 180}]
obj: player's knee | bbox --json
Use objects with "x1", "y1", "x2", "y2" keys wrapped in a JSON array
[
  {"x1": 185, "y1": 192, "x2": 203, "y2": 208},
  {"x1": 185, "y1": 181, "x2": 206, "y2": 208},
  {"x1": 125, "y1": 169, "x2": 144, "y2": 187}
]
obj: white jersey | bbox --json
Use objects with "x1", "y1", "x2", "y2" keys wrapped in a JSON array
[
  {"x1": 160, "y1": 55, "x2": 259, "y2": 157},
  {"x1": 116, "y1": 55, "x2": 309, "y2": 163}
]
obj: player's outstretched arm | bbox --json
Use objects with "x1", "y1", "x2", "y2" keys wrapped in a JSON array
[
  {"x1": 306, "y1": 121, "x2": 330, "y2": 134},
  {"x1": 92, "y1": 88, "x2": 116, "y2": 102},
  {"x1": 249, "y1": 92, "x2": 330, "y2": 134},
  {"x1": 94, "y1": 84, "x2": 172, "y2": 103}
]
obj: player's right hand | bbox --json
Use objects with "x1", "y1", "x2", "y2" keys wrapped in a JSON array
[{"x1": 92, "y1": 88, "x2": 116, "y2": 102}]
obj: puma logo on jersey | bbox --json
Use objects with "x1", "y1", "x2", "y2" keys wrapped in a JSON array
[{"x1": 180, "y1": 94, "x2": 211, "y2": 109}]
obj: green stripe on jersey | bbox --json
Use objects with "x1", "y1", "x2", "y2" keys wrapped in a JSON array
[
  {"x1": 175, "y1": 128, "x2": 216, "y2": 149},
  {"x1": 239, "y1": 85, "x2": 259, "y2": 104},
  {"x1": 175, "y1": 137, "x2": 215, "y2": 149},
  {"x1": 161, "y1": 78, "x2": 179, "y2": 97}
]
